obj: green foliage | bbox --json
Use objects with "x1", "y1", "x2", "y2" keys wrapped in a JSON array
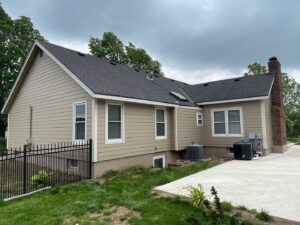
[
  {"x1": 247, "y1": 62, "x2": 268, "y2": 75},
  {"x1": 0, "y1": 199, "x2": 5, "y2": 207},
  {"x1": 0, "y1": 4, "x2": 44, "y2": 136},
  {"x1": 287, "y1": 137, "x2": 300, "y2": 143},
  {"x1": 221, "y1": 201, "x2": 233, "y2": 212},
  {"x1": 249, "y1": 208, "x2": 258, "y2": 215},
  {"x1": 0, "y1": 161, "x2": 218, "y2": 225},
  {"x1": 89, "y1": 32, "x2": 164, "y2": 75},
  {"x1": 256, "y1": 209, "x2": 273, "y2": 222},
  {"x1": 236, "y1": 205, "x2": 248, "y2": 211},
  {"x1": 188, "y1": 184, "x2": 206, "y2": 207},
  {"x1": 211, "y1": 186, "x2": 222, "y2": 215},
  {"x1": 49, "y1": 185, "x2": 60, "y2": 195},
  {"x1": 102, "y1": 170, "x2": 120, "y2": 179},
  {"x1": 31, "y1": 170, "x2": 52, "y2": 187}
]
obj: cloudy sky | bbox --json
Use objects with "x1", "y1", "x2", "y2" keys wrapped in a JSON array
[{"x1": 2, "y1": 0, "x2": 300, "y2": 84}]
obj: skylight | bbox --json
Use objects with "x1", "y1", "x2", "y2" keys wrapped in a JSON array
[{"x1": 169, "y1": 91, "x2": 188, "y2": 101}]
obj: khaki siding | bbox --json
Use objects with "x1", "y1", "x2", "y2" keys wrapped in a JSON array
[
  {"x1": 200, "y1": 100, "x2": 262, "y2": 147},
  {"x1": 97, "y1": 100, "x2": 174, "y2": 161},
  {"x1": 8, "y1": 52, "x2": 92, "y2": 148},
  {"x1": 177, "y1": 108, "x2": 202, "y2": 150}
]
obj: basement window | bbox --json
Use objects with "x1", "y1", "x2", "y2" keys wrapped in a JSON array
[
  {"x1": 153, "y1": 155, "x2": 165, "y2": 168},
  {"x1": 67, "y1": 159, "x2": 78, "y2": 169}
]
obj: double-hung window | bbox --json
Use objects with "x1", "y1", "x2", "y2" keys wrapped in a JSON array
[
  {"x1": 196, "y1": 112, "x2": 203, "y2": 126},
  {"x1": 155, "y1": 108, "x2": 167, "y2": 139},
  {"x1": 106, "y1": 103, "x2": 124, "y2": 143},
  {"x1": 212, "y1": 108, "x2": 243, "y2": 137},
  {"x1": 74, "y1": 102, "x2": 86, "y2": 141}
]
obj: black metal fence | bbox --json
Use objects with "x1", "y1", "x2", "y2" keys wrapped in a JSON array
[{"x1": 0, "y1": 139, "x2": 92, "y2": 200}]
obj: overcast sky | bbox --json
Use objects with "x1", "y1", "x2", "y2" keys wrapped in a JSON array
[{"x1": 2, "y1": 0, "x2": 300, "y2": 84}]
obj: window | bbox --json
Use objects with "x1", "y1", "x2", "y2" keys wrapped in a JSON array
[
  {"x1": 153, "y1": 155, "x2": 165, "y2": 168},
  {"x1": 67, "y1": 159, "x2": 78, "y2": 168},
  {"x1": 212, "y1": 108, "x2": 243, "y2": 137},
  {"x1": 73, "y1": 102, "x2": 86, "y2": 141},
  {"x1": 197, "y1": 112, "x2": 203, "y2": 126},
  {"x1": 155, "y1": 108, "x2": 167, "y2": 139},
  {"x1": 106, "y1": 103, "x2": 124, "y2": 143}
]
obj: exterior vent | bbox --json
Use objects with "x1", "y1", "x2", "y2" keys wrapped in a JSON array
[
  {"x1": 169, "y1": 91, "x2": 188, "y2": 101},
  {"x1": 234, "y1": 78, "x2": 240, "y2": 82},
  {"x1": 204, "y1": 83, "x2": 209, "y2": 86},
  {"x1": 154, "y1": 74, "x2": 159, "y2": 77},
  {"x1": 146, "y1": 74, "x2": 154, "y2": 81},
  {"x1": 77, "y1": 52, "x2": 85, "y2": 56},
  {"x1": 110, "y1": 61, "x2": 116, "y2": 65}
]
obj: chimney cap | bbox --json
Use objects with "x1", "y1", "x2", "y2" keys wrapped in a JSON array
[{"x1": 269, "y1": 56, "x2": 278, "y2": 61}]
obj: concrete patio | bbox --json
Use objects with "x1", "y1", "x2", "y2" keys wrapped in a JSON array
[{"x1": 155, "y1": 145, "x2": 300, "y2": 222}]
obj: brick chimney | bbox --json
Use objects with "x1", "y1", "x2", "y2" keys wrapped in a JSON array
[{"x1": 268, "y1": 57, "x2": 287, "y2": 152}]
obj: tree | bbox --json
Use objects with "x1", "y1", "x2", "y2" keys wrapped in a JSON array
[
  {"x1": 247, "y1": 62, "x2": 300, "y2": 137},
  {"x1": 89, "y1": 32, "x2": 127, "y2": 64},
  {"x1": 89, "y1": 32, "x2": 164, "y2": 75},
  {"x1": 0, "y1": 4, "x2": 44, "y2": 137},
  {"x1": 246, "y1": 62, "x2": 268, "y2": 75}
]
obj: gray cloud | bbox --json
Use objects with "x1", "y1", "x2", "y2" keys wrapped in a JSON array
[{"x1": 2, "y1": 0, "x2": 300, "y2": 83}]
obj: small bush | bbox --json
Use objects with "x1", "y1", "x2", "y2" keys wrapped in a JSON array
[
  {"x1": 220, "y1": 201, "x2": 233, "y2": 212},
  {"x1": 287, "y1": 137, "x2": 300, "y2": 143},
  {"x1": 236, "y1": 205, "x2": 248, "y2": 211},
  {"x1": 249, "y1": 208, "x2": 258, "y2": 215},
  {"x1": 188, "y1": 184, "x2": 206, "y2": 207},
  {"x1": 103, "y1": 170, "x2": 119, "y2": 179},
  {"x1": 256, "y1": 209, "x2": 273, "y2": 222},
  {"x1": 211, "y1": 186, "x2": 222, "y2": 215},
  {"x1": 0, "y1": 199, "x2": 6, "y2": 207},
  {"x1": 31, "y1": 170, "x2": 52, "y2": 187},
  {"x1": 49, "y1": 185, "x2": 60, "y2": 194},
  {"x1": 233, "y1": 211, "x2": 242, "y2": 217}
]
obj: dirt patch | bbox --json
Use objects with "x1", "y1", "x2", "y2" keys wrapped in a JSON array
[{"x1": 233, "y1": 209, "x2": 300, "y2": 225}]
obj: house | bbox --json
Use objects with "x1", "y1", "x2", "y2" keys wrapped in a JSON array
[{"x1": 1, "y1": 41, "x2": 287, "y2": 177}]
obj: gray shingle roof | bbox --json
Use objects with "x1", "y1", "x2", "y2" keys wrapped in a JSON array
[
  {"x1": 182, "y1": 74, "x2": 274, "y2": 104},
  {"x1": 39, "y1": 41, "x2": 195, "y2": 107},
  {"x1": 39, "y1": 41, "x2": 274, "y2": 106}
]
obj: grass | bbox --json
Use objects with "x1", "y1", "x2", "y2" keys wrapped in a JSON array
[
  {"x1": 287, "y1": 137, "x2": 300, "y2": 143},
  {"x1": 0, "y1": 161, "x2": 252, "y2": 225}
]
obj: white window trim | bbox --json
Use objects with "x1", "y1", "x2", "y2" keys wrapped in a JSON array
[
  {"x1": 155, "y1": 107, "x2": 168, "y2": 140},
  {"x1": 211, "y1": 107, "x2": 244, "y2": 137},
  {"x1": 105, "y1": 101, "x2": 125, "y2": 144},
  {"x1": 153, "y1": 155, "x2": 166, "y2": 168},
  {"x1": 196, "y1": 112, "x2": 203, "y2": 126},
  {"x1": 73, "y1": 101, "x2": 87, "y2": 143}
]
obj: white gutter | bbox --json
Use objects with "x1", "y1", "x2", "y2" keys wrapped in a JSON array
[{"x1": 197, "y1": 96, "x2": 269, "y2": 106}]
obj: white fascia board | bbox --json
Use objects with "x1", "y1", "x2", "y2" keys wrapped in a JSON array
[{"x1": 197, "y1": 96, "x2": 269, "y2": 106}]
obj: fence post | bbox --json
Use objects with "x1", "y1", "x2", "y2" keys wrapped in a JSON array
[
  {"x1": 23, "y1": 145, "x2": 28, "y2": 194},
  {"x1": 89, "y1": 139, "x2": 92, "y2": 179}
]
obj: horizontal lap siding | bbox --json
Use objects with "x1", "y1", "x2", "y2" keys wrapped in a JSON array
[
  {"x1": 97, "y1": 101, "x2": 174, "y2": 161},
  {"x1": 8, "y1": 53, "x2": 92, "y2": 148},
  {"x1": 201, "y1": 101, "x2": 262, "y2": 147},
  {"x1": 177, "y1": 108, "x2": 202, "y2": 150}
]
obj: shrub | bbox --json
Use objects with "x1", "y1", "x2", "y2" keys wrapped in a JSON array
[
  {"x1": 220, "y1": 201, "x2": 233, "y2": 212},
  {"x1": 256, "y1": 209, "x2": 273, "y2": 222},
  {"x1": 49, "y1": 185, "x2": 60, "y2": 194},
  {"x1": 103, "y1": 170, "x2": 119, "y2": 179},
  {"x1": 236, "y1": 205, "x2": 248, "y2": 211},
  {"x1": 249, "y1": 208, "x2": 258, "y2": 215},
  {"x1": 0, "y1": 199, "x2": 5, "y2": 207},
  {"x1": 211, "y1": 186, "x2": 222, "y2": 215},
  {"x1": 188, "y1": 184, "x2": 206, "y2": 207},
  {"x1": 31, "y1": 170, "x2": 52, "y2": 187}
]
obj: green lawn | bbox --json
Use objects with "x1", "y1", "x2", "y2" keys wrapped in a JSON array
[{"x1": 0, "y1": 162, "x2": 252, "y2": 225}]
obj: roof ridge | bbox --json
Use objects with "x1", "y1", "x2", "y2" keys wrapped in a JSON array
[{"x1": 191, "y1": 72, "x2": 275, "y2": 86}]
